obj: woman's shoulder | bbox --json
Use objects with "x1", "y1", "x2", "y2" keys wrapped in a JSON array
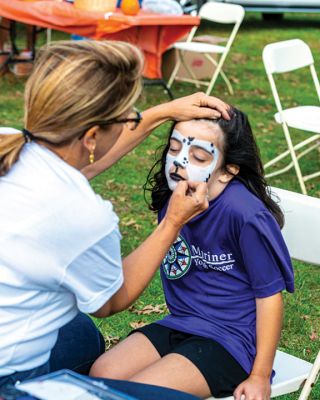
[{"x1": 17, "y1": 142, "x2": 118, "y2": 236}]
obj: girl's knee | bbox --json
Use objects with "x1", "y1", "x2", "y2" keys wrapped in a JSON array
[
  {"x1": 90, "y1": 355, "x2": 109, "y2": 378},
  {"x1": 89, "y1": 353, "x2": 123, "y2": 379}
]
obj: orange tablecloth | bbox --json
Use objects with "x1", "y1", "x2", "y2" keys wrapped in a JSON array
[{"x1": 0, "y1": 0, "x2": 199, "y2": 78}]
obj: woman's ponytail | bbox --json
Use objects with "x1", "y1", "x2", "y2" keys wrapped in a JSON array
[{"x1": 0, "y1": 132, "x2": 25, "y2": 176}]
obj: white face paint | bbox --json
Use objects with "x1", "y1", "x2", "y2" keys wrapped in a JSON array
[{"x1": 165, "y1": 129, "x2": 219, "y2": 191}]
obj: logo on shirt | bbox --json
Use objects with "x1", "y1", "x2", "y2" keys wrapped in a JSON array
[
  {"x1": 162, "y1": 237, "x2": 235, "y2": 279},
  {"x1": 191, "y1": 246, "x2": 235, "y2": 271},
  {"x1": 162, "y1": 235, "x2": 192, "y2": 279}
]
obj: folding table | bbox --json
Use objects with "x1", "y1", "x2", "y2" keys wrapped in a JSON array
[{"x1": 0, "y1": 0, "x2": 200, "y2": 96}]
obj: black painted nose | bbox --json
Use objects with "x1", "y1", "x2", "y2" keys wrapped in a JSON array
[{"x1": 173, "y1": 160, "x2": 183, "y2": 168}]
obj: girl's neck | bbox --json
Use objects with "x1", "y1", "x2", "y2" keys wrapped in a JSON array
[{"x1": 208, "y1": 180, "x2": 230, "y2": 201}]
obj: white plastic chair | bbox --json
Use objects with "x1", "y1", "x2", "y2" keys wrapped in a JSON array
[
  {"x1": 262, "y1": 39, "x2": 320, "y2": 195},
  {"x1": 167, "y1": 1, "x2": 245, "y2": 95},
  {"x1": 207, "y1": 187, "x2": 320, "y2": 400}
]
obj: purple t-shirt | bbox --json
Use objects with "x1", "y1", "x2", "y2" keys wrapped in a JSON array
[{"x1": 157, "y1": 179, "x2": 294, "y2": 374}]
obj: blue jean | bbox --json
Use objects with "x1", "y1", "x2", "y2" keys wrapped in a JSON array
[
  {"x1": 0, "y1": 313, "x2": 199, "y2": 399},
  {"x1": 0, "y1": 313, "x2": 103, "y2": 387}
]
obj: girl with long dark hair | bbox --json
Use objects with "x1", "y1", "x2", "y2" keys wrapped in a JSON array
[{"x1": 91, "y1": 107, "x2": 294, "y2": 400}]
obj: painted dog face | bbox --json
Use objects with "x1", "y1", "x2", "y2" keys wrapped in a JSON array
[{"x1": 165, "y1": 124, "x2": 220, "y2": 191}]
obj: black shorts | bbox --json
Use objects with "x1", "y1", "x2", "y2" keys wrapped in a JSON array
[{"x1": 130, "y1": 323, "x2": 249, "y2": 398}]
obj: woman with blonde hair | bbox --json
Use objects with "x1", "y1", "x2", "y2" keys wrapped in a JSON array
[{"x1": 0, "y1": 39, "x2": 229, "y2": 397}]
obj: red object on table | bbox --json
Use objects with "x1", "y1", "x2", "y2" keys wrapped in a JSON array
[{"x1": 0, "y1": 0, "x2": 199, "y2": 79}]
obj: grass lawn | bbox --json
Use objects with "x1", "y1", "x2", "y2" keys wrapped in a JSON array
[{"x1": 0, "y1": 11, "x2": 319, "y2": 399}]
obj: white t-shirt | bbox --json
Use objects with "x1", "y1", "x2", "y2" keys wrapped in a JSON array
[{"x1": 0, "y1": 129, "x2": 124, "y2": 376}]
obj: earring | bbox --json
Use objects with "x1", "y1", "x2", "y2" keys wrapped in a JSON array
[{"x1": 89, "y1": 150, "x2": 95, "y2": 164}]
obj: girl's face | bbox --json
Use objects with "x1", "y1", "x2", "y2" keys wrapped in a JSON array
[{"x1": 165, "y1": 120, "x2": 223, "y2": 192}]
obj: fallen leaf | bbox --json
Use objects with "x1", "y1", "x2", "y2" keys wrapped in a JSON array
[
  {"x1": 122, "y1": 218, "x2": 137, "y2": 227},
  {"x1": 104, "y1": 335, "x2": 121, "y2": 350},
  {"x1": 309, "y1": 330, "x2": 318, "y2": 341},
  {"x1": 129, "y1": 304, "x2": 168, "y2": 315},
  {"x1": 130, "y1": 321, "x2": 148, "y2": 329},
  {"x1": 303, "y1": 347, "x2": 312, "y2": 356},
  {"x1": 230, "y1": 76, "x2": 240, "y2": 84}
]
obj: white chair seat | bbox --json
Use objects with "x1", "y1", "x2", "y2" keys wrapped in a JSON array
[
  {"x1": 207, "y1": 350, "x2": 313, "y2": 400},
  {"x1": 173, "y1": 41, "x2": 226, "y2": 54},
  {"x1": 275, "y1": 106, "x2": 320, "y2": 134},
  {"x1": 271, "y1": 351, "x2": 313, "y2": 396}
]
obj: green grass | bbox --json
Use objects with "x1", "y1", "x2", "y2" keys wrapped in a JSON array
[{"x1": 0, "y1": 12, "x2": 319, "y2": 399}]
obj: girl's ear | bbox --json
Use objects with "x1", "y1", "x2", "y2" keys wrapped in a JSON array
[{"x1": 219, "y1": 164, "x2": 240, "y2": 183}]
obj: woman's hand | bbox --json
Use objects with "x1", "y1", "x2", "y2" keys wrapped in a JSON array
[
  {"x1": 164, "y1": 180, "x2": 209, "y2": 230},
  {"x1": 167, "y1": 92, "x2": 231, "y2": 121},
  {"x1": 233, "y1": 374, "x2": 271, "y2": 400}
]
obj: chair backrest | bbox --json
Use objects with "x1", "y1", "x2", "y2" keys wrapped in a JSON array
[
  {"x1": 262, "y1": 39, "x2": 320, "y2": 114},
  {"x1": 263, "y1": 39, "x2": 314, "y2": 74},
  {"x1": 188, "y1": 1, "x2": 244, "y2": 54},
  {"x1": 199, "y1": 1, "x2": 245, "y2": 24},
  {"x1": 271, "y1": 186, "x2": 320, "y2": 265}
]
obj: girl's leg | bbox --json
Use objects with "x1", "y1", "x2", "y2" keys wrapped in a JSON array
[
  {"x1": 94, "y1": 378, "x2": 200, "y2": 400},
  {"x1": 90, "y1": 332, "x2": 161, "y2": 379},
  {"x1": 50, "y1": 313, "x2": 105, "y2": 375},
  {"x1": 130, "y1": 353, "x2": 211, "y2": 398}
]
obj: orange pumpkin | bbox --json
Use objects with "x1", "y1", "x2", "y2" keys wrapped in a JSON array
[{"x1": 120, "y1": 0, "x2": 140, "y2": 15}]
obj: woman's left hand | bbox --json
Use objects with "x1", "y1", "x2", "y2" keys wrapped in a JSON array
[
  {"x1": 233, "y1": 374, "x2": 271, "y2": 400},
  {"x1": 167, "y1": 92, "x2": 231, "y2": 121}
]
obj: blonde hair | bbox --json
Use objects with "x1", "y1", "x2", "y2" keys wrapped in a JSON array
[{"x1": 0, "y1": 40, "x2": 143, "y2": 176}]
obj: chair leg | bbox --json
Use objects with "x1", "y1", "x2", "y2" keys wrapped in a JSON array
[
  {"x1": 265, "y1": 138, "x2": 320, "y2": 178},
  {"x1": 204, "y1": 53, "x2": 234, "y2": 95},
  {"x1": 282, "y1": 123, "x2": 307, "y2": 195},
  {"x1": 46, "y1": 29, "x2": 52, "y2": 44},
  {"x1": 168, "y1": 51, "x2": 182, "y2": 89},
  {"x1": 179, "y1": 50, "x2": 201, "y2": 88},
  {"x1": 218, "y1": 68, "x2": 234, "y2": 95},
  {"x1": 265, "y1": 142, "x2": 311, "y2": 169},
  {"x1": 298, "y1": 351, "x2": 320, "y2": 400},
  {"x1": 205, "y1": 52, "x2": 229, "y2": 96}
]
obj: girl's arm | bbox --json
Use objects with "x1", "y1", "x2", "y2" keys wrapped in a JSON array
[
  {"x1": 82, "y1": 93, "x2": 230, "y2": 180},
  {"x1": 234, "y1": 292, "x2": 283, "y2": 400}
]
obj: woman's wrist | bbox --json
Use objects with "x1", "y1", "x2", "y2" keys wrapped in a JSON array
[
  {"x1": 159, "y1": 215, "x2": 182, "y2": 237},
  {"x1": 144, "y1": 102, "x2": 174, "y2": 123}
]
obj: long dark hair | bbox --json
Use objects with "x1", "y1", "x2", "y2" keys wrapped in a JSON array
[{"x1": 144, "y1": 106, "x2": 284, "y2": 228}]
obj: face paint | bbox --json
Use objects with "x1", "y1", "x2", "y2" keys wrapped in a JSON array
[{"x1": 165, "y1": 129, "x2": 219, "y2": 191}]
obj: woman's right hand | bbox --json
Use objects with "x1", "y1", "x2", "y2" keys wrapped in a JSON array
[{"x1": 164, "y1": 181, "x2": 209, "y2": 230}]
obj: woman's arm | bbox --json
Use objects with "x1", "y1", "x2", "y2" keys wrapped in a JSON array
[
  {"x1": 82, "y1": 93, "x2": 230, "y2": 180},
  {"x1": 92, "y1": 181, "x2": 208, "y2": 318},
  {"x1": 234, "y1": 292, "x2": 283, "y2": 400}
]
